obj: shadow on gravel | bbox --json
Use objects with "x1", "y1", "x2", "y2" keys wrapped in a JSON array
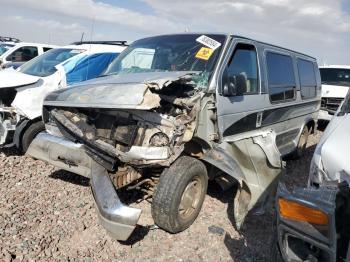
[
  {"x1": 118, "y1": 225, "x2": 150, "y2": 246},
  {"x1": 0, "y1": 147, "x2": 21, "y2": 157},
  {"x1": 49, "y1": 170, "x2": 90, "y2": 187}
]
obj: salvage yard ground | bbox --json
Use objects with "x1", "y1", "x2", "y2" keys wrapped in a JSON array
[{"x1": 0, "y1": 131, "x2": 322, "y2": 262}]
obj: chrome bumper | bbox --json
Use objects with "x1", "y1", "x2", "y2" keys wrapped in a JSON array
[
  {"x1": 27, "y1": 131, "x2": 142, "y2": 240},
  {"x1": 91, "y1": 161, "x2": 142, "y2": 241},
  {"x1": 26, "y1": 132, "x2": 92, "y2": 177}
]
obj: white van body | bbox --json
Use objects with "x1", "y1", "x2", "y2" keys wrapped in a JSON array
[{"x1": 319, "y1": 65, "x2": 350, "y2": 121}]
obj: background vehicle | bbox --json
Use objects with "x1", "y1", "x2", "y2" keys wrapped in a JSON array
[
  {"x1": 275, "y1": 90, "x2": 350, "y2": 261},
  {"x1": 27, "y1": 33, "x2": 320, "y2": 241},
  {"x1": 0, "y1": 41, "x2": 127, "y2": 152},
  {"x1": 0, "y1": 39, "x2": 56, "y2": 69},
  {"x1": 319, "y1": 65, "x2": 350, "y2": 122}
]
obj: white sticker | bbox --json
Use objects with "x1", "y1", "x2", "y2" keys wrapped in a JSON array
[{"x1": 196, "y1": 35, "x2": 222, "y2": 50}]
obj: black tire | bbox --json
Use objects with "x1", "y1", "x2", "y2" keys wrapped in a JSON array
[
  {"x1": 152, "y1": 156, "x2": 208, "y2": 233},
  {"x1": 21, "y1": 121, "x2": 45, "y2": 153},
  {"x1": 292, "y1": 125, "x2": 310, "y2": 159}
]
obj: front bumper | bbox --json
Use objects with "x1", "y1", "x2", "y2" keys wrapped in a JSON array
[{"x1": 27, "y1": 132, "x2": 142, "y2": 240}]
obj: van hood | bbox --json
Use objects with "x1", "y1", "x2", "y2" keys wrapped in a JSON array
[
  {"x1": 321, "y1": 84, "x2": 349, "y2": 98},
  {"x1": 319, "y1": 113, "x2": 350, "y2": 180},
  {"x1": 44, "y1": 71, "x2": 198, "y2": 109},
  {"x1": 0, "y1": 68, "x2": 40, "y2": 88}
]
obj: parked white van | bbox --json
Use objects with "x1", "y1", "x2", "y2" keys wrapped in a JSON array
[
  {"x1": 0, "y1": 41, "x2": 127, "y2": 152},
  {"x1": 319, "y1": 65, "x2": 350, "y2": 122}
]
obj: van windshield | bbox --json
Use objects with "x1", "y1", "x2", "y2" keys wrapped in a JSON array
[
  {"x1": 104, "y1": 34, "x2": 226, "y2": 86},
  {"x1": 320, "y1": 68, "x2": 350, "y2": 87},
  {"x1": 19, "y1": 48, "x2": 85, "y2": 77}
]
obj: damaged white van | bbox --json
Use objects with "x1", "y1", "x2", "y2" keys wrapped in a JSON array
[
  {"x1": 319, "y1": 65, "x2": 350, "y2": 122},
  {"x1": 28, "y1": 34, "x2": 321, "y2": 240},
  {"x1": 0, "y1": 41, "x2": 127, "y2": 152}
]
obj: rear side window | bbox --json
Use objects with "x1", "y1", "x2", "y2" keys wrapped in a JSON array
[
  {"x1": 266, "y1": 52, "x2": 296, "y2": 102},
  {"x1": 297, "y1": 59, "x2": 317, "y2": 99}
]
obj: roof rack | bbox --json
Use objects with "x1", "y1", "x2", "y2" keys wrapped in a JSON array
[
  {"x1": 0, "y1": 36, "x2": 20, "y2": 43},
  {"x1": 71, "y1": 41, "x2": 128, "y2": 46}
]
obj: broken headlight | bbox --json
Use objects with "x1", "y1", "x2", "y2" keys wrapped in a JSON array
[{"x1": 149, "y1": 132, "x2": 170, "y2": 147}]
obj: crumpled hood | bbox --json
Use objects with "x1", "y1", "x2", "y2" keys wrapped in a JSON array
[
  {"x1": 0, "y1": 68, "x2": 40, "y2": 88},
  {"x1": 44, "y1": 71, "x2": 196, "y2": 109},
  {"x1": 322, "y1": 84, "x2": 349, "y2": 98},
  {"x1": 319, "y1": 113, "x2": 350, "y2": 180}
]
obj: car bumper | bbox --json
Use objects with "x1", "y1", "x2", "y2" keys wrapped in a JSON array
[{"x1": 27, "y1": 132, "x2": 142, "y2": 240}]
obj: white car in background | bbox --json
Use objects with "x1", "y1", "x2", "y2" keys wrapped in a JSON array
[
  {"x1": 0, "y1": 41, "x2": 127, "y2": 152},
  {"x1": 319, "y1": 65, "x2": 350, "y2": 122},
  {"x1": 0, "y1": 39, "x2": 56, "y2": 69}
]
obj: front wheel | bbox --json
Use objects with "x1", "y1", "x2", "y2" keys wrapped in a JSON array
[
  {"x1": 152, "y1": 156, "x2": 208, "y2": 233},
  {"x1": 21, "y1": 121, "x2": 45, "y2": 153}
]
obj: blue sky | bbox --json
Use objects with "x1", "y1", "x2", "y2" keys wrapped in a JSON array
[{"x1": 1, "y1": 0, "x2": 350, "y2": 64}]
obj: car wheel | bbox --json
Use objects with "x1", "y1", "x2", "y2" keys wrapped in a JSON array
[
  {"x1": 21, "y1": 121, "x2": 45, "y2": 153},
  {"x1": 151, "y1": 156, "x2": 208, "y2": 233}
]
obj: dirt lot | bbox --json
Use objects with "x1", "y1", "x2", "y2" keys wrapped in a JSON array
[{"x1": 0, "y1": 131, "x2": 322, "y2": 262}]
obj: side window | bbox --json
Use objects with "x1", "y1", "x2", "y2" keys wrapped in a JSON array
[
  {"x1": 297, "y1": 59, "x2": 317, "y2": 99},
  {"x1": 43, "y1": 47, "x2": 52, "y2": 52},
  {"x1": 226, "y1": 44, "x2": 259, "y2": 94},
  {"x1": 7, "y1": 46, "x2": 38, "y2": 62},
  {"x1": 266, "y1": 52, "x2": 296, "y2": 102}
]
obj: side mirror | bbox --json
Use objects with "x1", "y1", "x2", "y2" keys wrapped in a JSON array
[
  {"x1": 222, "y1": 68, "x2": 237, "y2": 96},
  {"x1": 222, "y1": 69, "x2": 248, "y2": 96}
]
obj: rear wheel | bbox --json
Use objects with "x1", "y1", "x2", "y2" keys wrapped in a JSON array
[
  {"x1": 151, "y1": 156, "x2": 208, "y2": 233},
  {"x1": 21, "y1": 121, "x2": 45, "y2": 153}
]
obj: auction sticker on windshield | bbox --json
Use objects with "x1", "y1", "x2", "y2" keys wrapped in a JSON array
[
  {"x1": 195, "y1": 47, "x2": 214, "y2": 60},
  {"x1": 196, "y1": 35, "x2": 221, "y2": 50}
]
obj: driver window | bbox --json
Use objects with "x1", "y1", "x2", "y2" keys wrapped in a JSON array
[
  {"x1": 7, "y1": 46, "x2": 38, "y2": 62},
  {"x1": 227, "y1": 44, "x2": 259, "y2": 94}
]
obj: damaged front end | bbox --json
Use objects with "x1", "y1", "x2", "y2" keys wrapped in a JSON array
[
  {"x1": 276, "y1": 182, "x2": 350, "y2": 261},
  {"x1": 28, "y1": 72, "x2": 203, "y2": 240}
]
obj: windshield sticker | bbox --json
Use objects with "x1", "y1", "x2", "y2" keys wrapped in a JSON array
[
  {"x1": 196, "y1": 35, "x2": 222, "y2": 50},
  {"x1": 195, "y1": 47, "x2": 214, "y2": 61}
]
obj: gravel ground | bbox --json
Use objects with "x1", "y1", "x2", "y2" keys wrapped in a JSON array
[{"x1": 0, "y1": 131, "x2": 322, "y2": 262}]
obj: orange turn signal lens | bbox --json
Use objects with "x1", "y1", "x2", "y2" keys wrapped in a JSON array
[{"x1": 278, "y1": 198, "x2": 329, "y2": 225}]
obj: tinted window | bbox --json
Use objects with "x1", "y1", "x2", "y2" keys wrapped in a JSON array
[
  {"x1": 7, "y1": 46, "x2": 38, "y2": 62},
  {"x1": 298, "y1": 59, "x2": 317, "y2": 99},
  {"x1": 226, "y1": 44, "x2": 259, "y2": 94},
  {"x1": 319, "y1": 68, "x2": 350, "y2": 87},
  {"x1": 65, "y1": 53, "x2": 118, "y2": 85},
  {"x1": 266, "y1": 52, "x2": 295, "y2": 102}
]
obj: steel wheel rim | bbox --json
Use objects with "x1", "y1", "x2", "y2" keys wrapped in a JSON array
[{"x1": 178, "y1": 176, "x2": 202, "y2": 220}]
